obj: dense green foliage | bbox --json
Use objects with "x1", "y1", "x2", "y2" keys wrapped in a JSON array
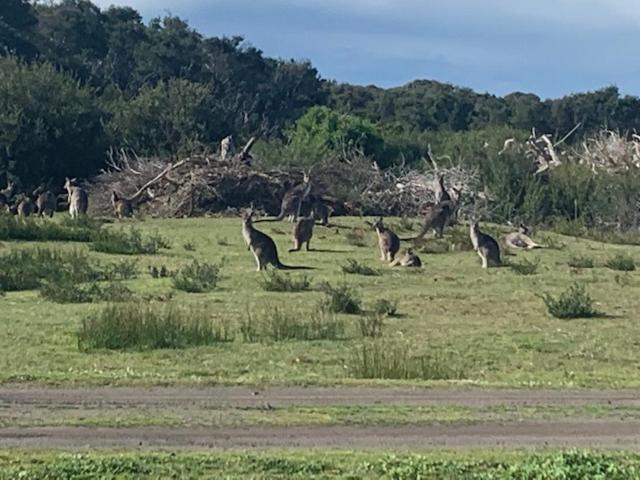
[{"x1": 3, "y1": 0, "x2": 640, "y2": 227}]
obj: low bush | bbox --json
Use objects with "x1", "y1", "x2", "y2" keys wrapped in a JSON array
[
  {"x1": 172, "y1": 260, "x2": 221, "y2": 293},
  {"x1": 318, "y1": 281, "x2": 362, "y2": 314},
  {"x1": 539, "y1": 283, "x2": 601, "y2": 319},
  {"x1": 91, "y1": 228, "x2": 170, "y2": 255},
  {"x1": 0, "y1": 215, "x2": 97, "y2": 242},
  {"x1": 258, "y1": 270, "x2": 311, "y2": 292},
  {"x1": 40, "y1": 279, "x2": 134, "y2": 304},
  {"x1": 341, "y1": 258, "x2": 381, "y2": 276},
  {"x1": 103, "y1": 258, "x2": 139, "y2": 280},
  {"x1": 240, "y1": 306, "x2": 344, "y2": 342},
  {"x1": 605, "y1": 253, "x2": 636, "y2": 272},
  {"x1": 77, "y1": 303, "x2": 233, "y2": 351},
  {"x1": 372, "y1": 298, "x2": 399, "y2": 317},
  {"x1": 568, "y1": 255, "x2": 594, "y2": 269},
  {"x1": 349, "y1": 340, "x2": 466, "y2": 380},
  {"x1": 509, "y1": 257, "x2": 540, "y2": 275}
]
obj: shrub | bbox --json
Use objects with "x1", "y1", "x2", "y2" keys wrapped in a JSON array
[
  {"x1": 0, "y1": 215, "x2": 96, "y2": 242},
  {"x1": 172, "y1": 260, "x2": 221, "y2": 293},
  {"x1": 318, "y1": 281, "x2": 362, "y2": 314},
  {"x1": 258, "y1": 270, "x2": 311, "y2": 292},
  {"x1": 40, "y1": 279, "x2": 134, "y2": 304},
  {"x1": 605, "y1": 253, "x2": 636, "y2": 272},
  {"x1": 344, "y1": 228, "x2": 369, "y2": 247},
  {"x1": 183, "y1": 241, "x2": 196, "y2": 251},
  {"x1": 568, "y1": 255, "x2": 594, "y2": 269},
  {"x1": 372, "y1": 298, "x2": 399, "y2": 317},
  {"x1": 103, "y1": 259, "x2": 139, "y2": 280},
  {"x1": 91, "y1": 228, "x2": 170, "y2": 255},
  {"x1": 77, "y1": 303, "x2": 233, "y2": 351},
  {"x1": 240, "y1": 307, "x2": 344, "y2": 342},
  {"x1": 341, "y1": 258, "x2": 381, "y2": 276},
  {"x1": 349, "y1": 340, "x2": 466, "y2": 380},
  {"x1": 539, "y1": 283, "x2": 601, "y2": 319},
  {"x1": 0, "y1": 247, "x2": 101, "y2": 292},
  {"x1": 357, "y1": 314, "x2": 384, "y2": 338},
  {"x1": 509, "y1": 257, "x2": 540, "y2": 275}
]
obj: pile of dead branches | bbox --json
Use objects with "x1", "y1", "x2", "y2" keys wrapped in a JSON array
[{"x1": 576, "y1": 130, "x2": 640, "y2": 173}]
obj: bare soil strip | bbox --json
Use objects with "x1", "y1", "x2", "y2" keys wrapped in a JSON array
[
  {"x1": 2, "y1": 385, "x2": 640, "y2": 408},
  {"x1": 3, "y1": 386, "x2": 640, "y2": 450},
  {"x1": 2, "y1": 422, "x2": 640, "y2": 450}
]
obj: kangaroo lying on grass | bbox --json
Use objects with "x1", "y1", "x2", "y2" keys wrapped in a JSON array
[
  {"x1": 390, "y1": 248, "x2": 422, "y2": 267},
  {"x1": 505, "y1": 223, "x2": 541, "y2": 250}
]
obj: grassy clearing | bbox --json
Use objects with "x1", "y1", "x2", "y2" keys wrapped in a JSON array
[
  {"x1": 1, "y1": 450, "x2": 639, "y2": 479},
  {"x1": 2, "y1": 217, "x2": 640, "y2": 387}
]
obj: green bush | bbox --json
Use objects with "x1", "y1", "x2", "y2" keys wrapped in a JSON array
[
  {"x1": 568, "y1": 255, "x2": 594, "y2": 269},
  {"x1": 40, "y1": 280, "x2": 134, "y2": 304},
  {"x1": 372, "y1": 298, "x2": 399, "y2": 316},
  {"x1": 0, "y1": 215, "x2": 96, "y2": 242},
  {"x1": 509, "y1": 257, "x2": 540, "y2": 275},
  {"x1": 318, "y1": 281, "x2": 362, "y2": 314},
  {"x1": 258, "y1": 270, "x2": 311, "y2": 292},
  {"x1": 539, "y1": 283, "x2": 601, "y2": 319},
  {"x1": 605, "y1": 253, "x2": 636, "y2": 272},
  {"x1": 91, "y1": 228, "x2": 170, "y2": 255},
  {"x1": 240, "y1": 307, "x2": 344, "y2": 342},
  {"x1": 172, "y1": 260, "x2": 220, "y2": 293},
  {"x1": 341, "y1": 258, "x2": 380, "y2": 276},
  {"x1": 349, "y1": 340, "x2": 466, "y2": 380},
  {"x1": 77, "y1": 303, "x2": 233, "y2": 351}
]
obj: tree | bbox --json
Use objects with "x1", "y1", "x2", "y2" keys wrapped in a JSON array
[{"x1": 0, "y1": 0, "x2": 39, "y2": 58}]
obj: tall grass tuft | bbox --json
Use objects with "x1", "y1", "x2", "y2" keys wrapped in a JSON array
[
  {"x1": 91, "y1": 228, "x2": 170, "y2": 255},
  {"x1": 341, "y1": 258, "x2": 381, "y2": 276},
  {"x1": 77, "y1": 303, "x2": 233, "y2": 351},
  {"x1": 172, "y1": 260, "x2": 220, "y2": 293},
  {"x1": 349, "y1": 340, "x2": 466, "y2": 380},
  {"x1": 509, "y1": 257, "x2": 540, "y2": 275},
  {"x1": 568, "y1": 255, "x2": 594, "y2": 269},
  {"x1": 357, "y1": 314, "x2": 384, "y2": 338},
  {"x1": 258, "y1": 270, "x2": 311, "y2": 292},
  {"x1": 40, "y1": 279, "x2": 133, "y2": 304},
  {"x1": 318, "y1": 281, "x2": 362, "y2": 314},
  {"x1": 539, "y1": 283, "x2": 601, "y2": 319},
  {"x1": 240, "y1": 306, "x2": 344, "y2": 342}
]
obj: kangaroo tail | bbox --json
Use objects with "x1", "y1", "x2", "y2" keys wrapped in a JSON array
[{"x1": 277, "y1": 263, "x2": 313, "y2": 270}]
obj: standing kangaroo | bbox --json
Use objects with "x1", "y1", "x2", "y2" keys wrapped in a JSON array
[
  {"x1": 111, "y1": 191, "x2": 134, "y2": 219},
  {"x1": 370, "y1": 217, "x2": 400, "y2": 262},
  {"x1": 242, "y1": 207, "x2": 310, "y2": 271},
  {"x1": 33, "y1": 186, "x2": 56, "y2": 217},
  {"x1": 435, "y1": 175, "x2": 452, "y2": 204},
  {"x1": 64, "y1": 177, "x2": 88, "y2": 219},
  {"x1": 289, "y1": 214, "x2": 315, "y2": 252},
  {"x1": 256, "y1": 174, "x2": 312, "y2": 223},
  {"x1": 470, "y1": 221, "x2": 501, "y2": 268},
  {"x1": 400, "y1": 201, "x2": 454, "y2": 241},
  {"x1": 16, "y1": 194, "x2": 35, "y2": 217},
  {"x1": 0, "y1": 180, "x2": 15, "y2": 206}
]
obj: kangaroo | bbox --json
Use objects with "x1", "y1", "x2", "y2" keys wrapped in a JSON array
[
  {"x1": 390, "y1": 248, "x2": 422, "y2": 267},
  {"x1": 64, "y1": 177, "x2": 89, "y2": 219},
  {"x1": 111, "y1": 191, "x2": 134, "y2": 219},
  {"x1": 311, "y1": 197, "x2": 331, "y2": 226},
  {"x1": 470, "y1": 221, "x2": 501, "y2": 268},
  {"x1": 255, "y1": 174, "x2": 312, "y2": 223},
  {"x1": 289, "y1": 214, "x2": 315, "y2": 252},
  {"x1": 505, "y1": 223, "x2": 541, "y2": 250},
  {"x1": 370, "y1": 217, "x2": 400, "y2": 262},
  {"x1": 16, "y1": 194, "x2": 35, "y2": 217},
  {"x1": 400, "y1": 201, "x2": 454, "y2": 241},
  {"x1": 33, "y1": 186, "x2": 56, "y2": 217},
  {"x1": 434, "y1": 175, "x2": 451, "y2": 204},
  {"x1": 0, "y1": 180, "x2": 15, "y2": 205},
  {"x1": 242, "y1": 207, "x2": 310, "y2": 271}
]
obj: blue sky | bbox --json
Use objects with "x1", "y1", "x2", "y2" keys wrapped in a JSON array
[{"x1": 93, "y1": 0, "x2": 640, "y2": 99}]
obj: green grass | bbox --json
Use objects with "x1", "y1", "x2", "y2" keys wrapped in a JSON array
[
  {"x1": 1, "y1": 450, "x2": 640, "y2": 479},
  {"x1": 1, "y1": 217, "x2": 640, "y2": 387}
]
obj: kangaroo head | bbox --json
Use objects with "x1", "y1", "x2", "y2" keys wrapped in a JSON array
[
  {"x1": 518, "y1": 223, "x2": 529, "y2": 235},
  {"x1": 372, "y1": 217, "x2": 385, "y2": 232},
  {"x1": 63, "y1": 177, "x2": 76, "y2": 192},
  {"x1": 243, "y1": 203, "x2": 256, "y2": 226}
]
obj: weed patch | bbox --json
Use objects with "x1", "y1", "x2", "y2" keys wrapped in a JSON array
[
  {"x1": 341, "y1": 258, "x2": 380, "y2": 276},
  {"x1": 539, "y1": 283, "x2": 601, "y2": 319},
  {"x1": 605, "y1": 253, "x2": 636, "y2": 272},
  {"x1": 318, "y1": 281, "x2": 362, "y2": 314},
  {"x1": 91, "y1": 228, "x2": 170, "y2": 255},
  {"x1": 258, "y1": 270, "x2": 311, "y2": 292},
  {"x1": 568, "y1": 255, "x2": 594, "y2": 269},
  {"x1": 241, "y1": 307, "x2": 344, "y2": 342},
  {"x1": 509, "y1": 257, "x2": 540, "y2": 275},
  {"x1": 172, "y1": 260, "x2": 220, "y2": 293}
]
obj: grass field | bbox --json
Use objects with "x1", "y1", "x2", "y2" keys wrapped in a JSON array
[
  {"x1": 1, "y1": 450, "x2": 639, "y2": 479},
  {"x1": 1, "y1": 216, "x2": 640, "y2": 388}
]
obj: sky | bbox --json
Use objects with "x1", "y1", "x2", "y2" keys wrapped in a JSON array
[{"x1": 92, "y1": 0, "x2": 640, "y2": 99}]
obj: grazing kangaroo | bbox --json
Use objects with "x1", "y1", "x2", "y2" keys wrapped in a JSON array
[
  {"x1": 16, "y1": 194, "x2": 35, "y2": 217},
  {"x1": 369, "y1": 217, "x2": 400, "y2": 262},
  {"x1": 311, "y1": 197, "x2": 331, "y2": 226},
  {"x1": 33, "y1": 186, "x2": 56, "y2": 217},
  {"x1": 470, "y1": 221, "x2": 501, "y2": 268},
  {"x1": 289, "y1": 214, "x2": 315, "y2": 252},
  {"x1": 400, "y1": 201, "x2": 454, "y2": 241},
  {"x1": 242, "y1": 207, "x2": 310, "y2": 271},
  {"x1": 63, "y1": 177, "x2": 88, "y2": 219},
  {"x1": 505, "y1": 223, "x2": 541, "y2": 250},
  {"x1": 111, "y1": 191, "x2": 134, "y2": 219},
  {"x1": 390, "y1": 248, "x2": 422, "y2": 267}
]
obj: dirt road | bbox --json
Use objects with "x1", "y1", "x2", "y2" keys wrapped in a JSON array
[{"x1": 2, "y1": 386, "x2": 640, "y2": 450}]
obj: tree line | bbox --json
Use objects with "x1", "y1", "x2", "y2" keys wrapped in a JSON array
[{"x1": 2, "y1": 0, "x2": 640, "y2": 196}]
